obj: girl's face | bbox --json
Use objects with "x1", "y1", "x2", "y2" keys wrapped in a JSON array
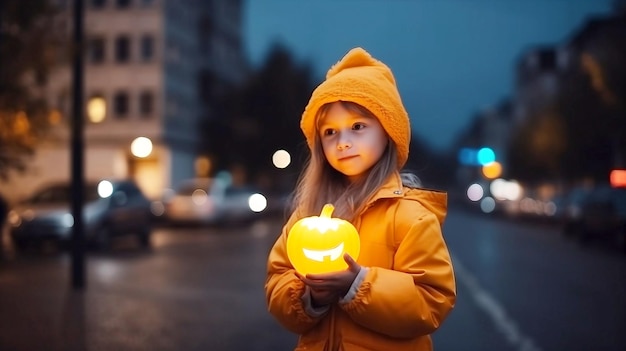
[{"x1": 318, "y1": 103, "x2": 389, "y2": 181}]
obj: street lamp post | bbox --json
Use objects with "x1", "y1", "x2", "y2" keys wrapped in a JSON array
[{"x1": 71, "y1": 0, "x2": 85, "y2": 290}]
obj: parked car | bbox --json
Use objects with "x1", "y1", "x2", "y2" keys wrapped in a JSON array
[
  {"x1": 158, "y1": 177, "x2": 268, "y2": 226},
  {"x1": 560, "y1": 186, "x2": 593, "y2": 232},
  {"x1": 8, "y1": 179, "x2": 153, "y2": 250},
  {"x1": 562, "y1": 185, "x2": 626, "y2": 253}
]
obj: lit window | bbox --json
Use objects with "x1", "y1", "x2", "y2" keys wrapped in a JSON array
[{"x1": 87, "y1": 95, "x2": 107, "y2": 123}]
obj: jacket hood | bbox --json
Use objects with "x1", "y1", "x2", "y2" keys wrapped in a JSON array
[
  {"x1": 368, "y1": 172, "x2": 447, "y2": 225},
  {"x1": 404, "y1": 186, "x2": 447, "y2": 225}
]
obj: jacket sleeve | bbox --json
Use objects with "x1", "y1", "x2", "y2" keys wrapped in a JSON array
[
  {"x1": 341, "y1": 209, "x2": 457, "y2": 338},
  {"x1": 265, "y1": 213, "x2": 327, "y2": 334}
]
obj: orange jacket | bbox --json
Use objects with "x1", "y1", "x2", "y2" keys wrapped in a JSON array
[{"x1": 265, "y1": 173, "x2": 456, "y2": 350}]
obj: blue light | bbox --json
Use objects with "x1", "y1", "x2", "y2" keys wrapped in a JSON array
[
  {"x1": 477, "y1": 147, "x2": 495, "y2": 165},
  {"x1": 458, "y1": 148, "x2": 476, "y2": 165}
]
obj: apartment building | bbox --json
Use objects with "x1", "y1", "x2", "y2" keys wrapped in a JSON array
[{"x1": 3, "y1": 0, "x2": 247, "y2": 202}]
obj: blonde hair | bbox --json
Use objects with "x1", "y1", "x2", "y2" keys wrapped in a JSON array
[{"x1": 291, "y1": 101, "x2": 401, "y2": 222}]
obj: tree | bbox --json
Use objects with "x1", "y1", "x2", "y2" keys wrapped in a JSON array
[
  {"x1": 202, "y1": 43, "x2": 316, "y2": 192},
  {"x1": 204, "y1": 43, "x2": 447, "y2": 191},
  {"x1": 0, "y1": 0, "x2": 64, "y2": 180},
  {"x1": 405, "y1": 136, "x2": 455, "y2": 189}
]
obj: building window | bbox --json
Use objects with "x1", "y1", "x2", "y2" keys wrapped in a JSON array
[
  {"x1": 91, "y1": 0, "x2": 106, "y2": 8},
  {"x1": 113, "y1": 91, "x2": 129, "y2": 118},
  {"x1": 139, "y1": 91, "x2": 154, "y2": 118},
  {"x1": 115, "y1": 35, "x2": 130, "y2": 63},
  {"x1": 88, "y1": 37, "x2": 106, "y2": 63},
  {"x1": 140, "y1": 35, "x2": 154, "y2": 61},
  {"x1": 116, "y1": 0, "x2": 131, "y2": 8},
  {"x1": 87, "y1": 94, "x2": 107, "y2": 123},
  {"x1": 53, "y1": 0, "x2": 69, "y2": 10}
]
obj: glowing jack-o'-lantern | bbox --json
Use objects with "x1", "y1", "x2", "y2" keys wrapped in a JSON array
[{"x1": 287, "y1": 204, "x2": 360, "y2": 275}]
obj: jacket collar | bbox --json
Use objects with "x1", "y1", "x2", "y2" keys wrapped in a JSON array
[
  {"x1": 366, "y1": 172, "x2": 405, "y2": 205},
  {"x1": 365, "y1": 172, "x2": 448, "y2": 224}
]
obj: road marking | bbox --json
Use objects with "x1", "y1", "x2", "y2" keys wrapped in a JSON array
[{"x1": 452, "y1": 255, "x2": 542, "y2": 351}]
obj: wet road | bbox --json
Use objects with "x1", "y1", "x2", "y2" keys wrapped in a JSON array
[{"x1": 0, "y1": 207, "x2": 625, "y2": 351}]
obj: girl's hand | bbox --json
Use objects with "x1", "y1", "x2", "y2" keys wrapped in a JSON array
[
  {"x1": 309, "y1": 287, "x2": 340, "y2": 307},
  {"x1": 298, "y1": 254, "x2": 362, "y2": 303}
]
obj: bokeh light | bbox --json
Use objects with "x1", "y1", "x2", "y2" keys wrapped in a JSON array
[
  {"x1": 458, "y1": 148, "x2": 478, "y2": 165},
  {"x1": 477, "y1": 147, "x2": 496, "y2": 165},
  {"x1": 467, "y1": 183, "x2": 484, "y2": 202},
  {"x1": 480, "y1": 196, "x2": 496, "y2": 213},
  {"x1": 610, "y1": 169, "x2": 626, "y2": 188},
  {"x1": 87, "y1": 96, "x2": 106, "y2": 123},
  {"x1": 272, "y1": 149, "x2": 291, "y2": 169},
  {"x1": 248, "y1": 193, "x2": 267, "y2": 212},
  {"x1": 482, "y1": 161, "x2": 502, "y2": 179},
  {"x1": 97, "y1": 180, "x2": 114, "y2": 198},
  {"x1": 131, "y1": 137, "x2": 153, "y2": 158},
  {"x1": 490, "y1": 179, "x2": 522, "y2": 201},
  {"x1": 192, "y1": 189, "x2": 208, "y2": 205}
]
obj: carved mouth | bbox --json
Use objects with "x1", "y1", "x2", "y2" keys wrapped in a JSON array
[{"x1": 302, "y1": 242, "x2": 344, "y2": 262}]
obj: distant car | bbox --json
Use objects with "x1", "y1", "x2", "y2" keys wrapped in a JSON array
[
  {"x1": 562, "y1": 185, "x2": 626, "y2": 253},
  {"x1": 8, "y1": 179, "x2": 153, "y2": 250},
  {"x1": 158, "y1": 178, "x2": 267, "y2": 226}
]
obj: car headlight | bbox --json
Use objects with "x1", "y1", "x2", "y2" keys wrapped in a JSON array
[
  {"x1": 7, "y1": 210, "x2": 22, "y2": 227},
  {"x1": 61, "y1": 213, "x2": 75, "y2": 228},
  {"x1": 248, "y1": 193, "x2": 267, "y2": 213},
  {"x1": 150, "y1": 201, "x2": 165, "y2": 217}
]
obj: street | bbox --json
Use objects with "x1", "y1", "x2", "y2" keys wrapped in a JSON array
[{"x1": 0, "y1": 206, "x2": 625, "y2": 351}]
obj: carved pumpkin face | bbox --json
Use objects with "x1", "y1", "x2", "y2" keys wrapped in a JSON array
[{"x1": 287, "y1": 204, "x2": 360, "y2": 275}]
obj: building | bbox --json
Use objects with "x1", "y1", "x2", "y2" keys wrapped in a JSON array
[
  {"x1": 2, "y1": 0, "x2": 248, "y2": 202},
  {"x1": 562, "y1": 10, "x2": 626, "y2": 169},
  {"x1": 513, "y1": 46, "x2": 568, "y2": 123}
]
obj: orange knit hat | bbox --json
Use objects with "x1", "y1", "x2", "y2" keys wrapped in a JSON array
[{"x1": 300, "y1": 47, "x2": 411, "y2": 168}]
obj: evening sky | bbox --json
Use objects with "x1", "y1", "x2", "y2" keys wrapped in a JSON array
[{"x1": 244, "y1": 0, "x2": 614, "y2": 152}]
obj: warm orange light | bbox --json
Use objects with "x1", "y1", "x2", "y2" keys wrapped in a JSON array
[
  {"x1": 482, "y1": 161, "x2": 502, "y2": 179},
  {"x1": 287, "y1": 204, "x2": 360, "y2": 275},
  {"x1": 48, "y1": 109, "x2": 62, "y2": 125},
  {"x1": 13, "y1": 111, "x2": 30, "y2": 134},
  {"x1": 610, "y1": 169, "x2": 626, "y2": 188},
  {"x1": 87, "y1": 96, "x2": 106, "y2": 123}
]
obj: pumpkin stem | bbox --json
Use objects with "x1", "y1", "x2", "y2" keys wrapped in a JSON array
[{"x1": 320, "y1": 203, "x2": 335, "y2": 218}]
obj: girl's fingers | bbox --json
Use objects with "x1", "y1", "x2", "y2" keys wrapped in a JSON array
[
  {"x1": 343, "y1": 253, "x2": 361, "y2": 272},
  {"x1": 306, "y1": 272, "x2": 333, "y2": 280},
  {"x1": 302, "y1": 278, "x2": 331, "y2": 288},
  {"x1": 343, "y1": 253, "x2": 355, "y2": 266}
]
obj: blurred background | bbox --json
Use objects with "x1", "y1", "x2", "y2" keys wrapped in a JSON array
[{"x1": 0, "y1": 0, "x2": 625, "y2": 350}]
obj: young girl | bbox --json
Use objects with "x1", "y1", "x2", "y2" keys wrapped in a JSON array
[{"x1": 265, "y1": 47, "x2": 456, "y2": 351}]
